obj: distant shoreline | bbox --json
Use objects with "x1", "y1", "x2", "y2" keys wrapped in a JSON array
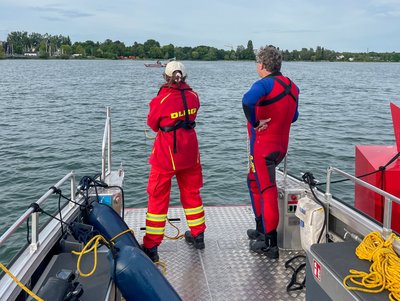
[
  {"x1": 1, "y1": 56, "x2": 399, "y2": 63},
  {"x1": 2, "y1": 32, "x2": 400, "y2": 63}
]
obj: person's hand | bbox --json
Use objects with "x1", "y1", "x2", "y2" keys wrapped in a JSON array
[{"x1": 255, "y1": 118, "x2": 271, "y2": 132}]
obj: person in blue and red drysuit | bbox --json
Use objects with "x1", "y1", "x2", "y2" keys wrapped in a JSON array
[
  {"x1": 142, "y1": 61, "x2": 206, "y2": 262},
  {"x1": 242, "y1": 45, "x2": 299, "y2": 259}
]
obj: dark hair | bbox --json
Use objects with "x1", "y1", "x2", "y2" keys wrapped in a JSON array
[
  {"x1": 256, "y1": 45, "x2": 282, "y2": 72},
  {"x1": 164, "y1": 70, "x2": 187, "y2": 88}
]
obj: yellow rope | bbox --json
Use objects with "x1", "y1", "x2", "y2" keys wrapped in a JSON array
[
  {"x1": 156, "y1": 260, "x2": 167, "y2": 275},
  {"x1": 163, "y1": 218, "x2": 185, "y2": 240},
  {"x1": 73, "y1": 227, "x2": 171, "y2": 278},
  {"x1": 72, "y1": 228, "x2": 134, "y2": 277},
  {"x1": 111, "y1": 228, "x2": 134, "y2": 241},
  {"x1": 343, "y1": 231, "x2": 400, "y2": 300},
  {"x1": 144, "y1": 128, "x2": 156, "y2": 140},
  {"x1": 72, "y1": 234, "x2": 111, "y2": 277},
  {"x1": 0, "y1": 262, "x2": 44, "y2": 301}
]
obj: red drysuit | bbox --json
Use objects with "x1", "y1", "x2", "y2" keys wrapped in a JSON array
[
  {"x1": 243, "y1": 72, "x2": 299, "y2": 234},
  {"x1": 143, "y1": 82, "x2": 206, "y2": 249}
]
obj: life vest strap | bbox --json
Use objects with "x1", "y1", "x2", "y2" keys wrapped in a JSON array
[
  {"x1": 259, "y1": 77, "x2": 298, "y2": 107},
  {"x1": 158, "y1": 88, "x2": 196, "y2": 154},
  {"x1": 159, "y1": 120, "x2": 196, "y2": 133}
]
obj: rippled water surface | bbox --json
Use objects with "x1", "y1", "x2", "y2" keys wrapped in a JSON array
[{"x1": 1, "y1": 60, "x2": 399, "y2": 261}]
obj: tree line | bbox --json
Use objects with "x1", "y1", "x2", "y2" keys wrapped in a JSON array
[
  {"x1": 1, "y1": 31, "x2": 399, "y2": 62},
  {"x1": 0, "y1": 31, "x2": 255, "y2": 60}
]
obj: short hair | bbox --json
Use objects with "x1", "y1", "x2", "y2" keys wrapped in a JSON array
[{"x1": 256, "y1": 45, "x2": 282, "y2": 72}]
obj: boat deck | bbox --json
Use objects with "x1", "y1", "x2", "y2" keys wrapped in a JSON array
[{"x1": 125, "y1": 205, "x2": 306, "y2": 301}]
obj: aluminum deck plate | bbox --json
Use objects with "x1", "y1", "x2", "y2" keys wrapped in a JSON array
[{"x1": 125, "y1": 205, "x2": 306, "y2": 301}]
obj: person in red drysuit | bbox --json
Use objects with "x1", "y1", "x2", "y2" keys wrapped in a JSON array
[
  {"x1": 242, "y1": 45, "x2": 299, "y2": 259},
  {"x1": 142, "y1": 61, "x2": 206, "y2": 262}
]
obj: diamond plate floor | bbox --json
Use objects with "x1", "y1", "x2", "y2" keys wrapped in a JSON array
[{"x1": 125, "y1": 205, "x2": 306, "y2": 301}]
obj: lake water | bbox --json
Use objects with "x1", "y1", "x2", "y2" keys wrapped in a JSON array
[{"x1": 1, "y1": 59, "x2": 399, "y2": 262}]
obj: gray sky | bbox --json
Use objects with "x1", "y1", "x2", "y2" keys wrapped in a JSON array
[{"x1": 1, "y1": 0, "x2": 399, "y2": 52}]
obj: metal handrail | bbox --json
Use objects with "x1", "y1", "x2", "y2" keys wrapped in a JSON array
[
  {"x1": 1, "y1": 108, "x2": 111, "y2": 251},
  {"x1": 0, "y1": 172, "x2": 76, "y2": 249},
  {"x1": 101, "y1": 107, "x2": 112, "y2": 180},
  {"x1": 325, "y1": 166, "x2": 400, "y2": 234}
]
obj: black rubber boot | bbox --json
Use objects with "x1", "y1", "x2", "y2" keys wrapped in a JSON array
[
  {"x1": 185, "y1": 231, "x2": 205, "y2": 249},
  {"x1": 247, "y1": 216, "x2": 265, "y2": 240},
  {"x1": 141, "y1": 245, "x2": 159, "y2": 262},
  {"x1": 249, "y1": 230, "x2": 279, "y2": 259}
]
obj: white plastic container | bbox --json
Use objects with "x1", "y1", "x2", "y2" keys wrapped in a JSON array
[{"x1": 295, "y1": 194, "x2": 325, "y2": 251}]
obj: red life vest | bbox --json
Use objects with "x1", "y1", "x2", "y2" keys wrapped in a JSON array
[
  {"x1": 147, "y1": 83, "x2": 201, "y2": 171},
  {"x1": 248, "y1": 75, "x2": 299, "y2": 150}
]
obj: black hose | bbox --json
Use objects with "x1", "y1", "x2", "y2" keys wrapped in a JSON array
[{"x1": 302, "y1": 172, "x2": 327, "y2": 244}]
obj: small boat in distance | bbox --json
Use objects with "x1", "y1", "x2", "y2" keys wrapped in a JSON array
[{"x1": 144, "y1": 60, "x2": 166, "y2": 67}]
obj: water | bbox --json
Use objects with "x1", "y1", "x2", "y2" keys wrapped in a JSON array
[{"x1": 1, "y1": 60, "x2": 399, "y2": 262}]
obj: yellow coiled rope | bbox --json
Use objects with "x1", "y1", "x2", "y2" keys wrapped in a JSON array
[
  {"x1": 164, "y1": 218, "x2": 185, "y2": 240},
  {"x1": 0, "y1": 262, "x2": 44, "y2": 301},
  {"x1": 343, "y1": 231, "x2": 400, "y2": 301},
  {"x1": 72, "y1": 229, "x2": 133, "y2": 277},
  {"x1": 72, "y1": 228, "x2": 168, "y2": 275}
]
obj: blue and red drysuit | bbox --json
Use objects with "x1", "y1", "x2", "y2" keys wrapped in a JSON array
[
  {"x1": 143, "y1": 82, "x2": 206, "y2": 249},
  {"x1": 242, "y1": 72, "x2": 299, "y2": 234}
]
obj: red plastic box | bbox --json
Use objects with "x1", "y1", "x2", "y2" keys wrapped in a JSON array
[
  {"x1": 355, "y1": 145, "x2": 400, "y2": 232},
  {"x1": 354, "y1": 102, "x2": 400, "y2": 233}
]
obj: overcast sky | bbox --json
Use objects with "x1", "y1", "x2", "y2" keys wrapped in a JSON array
[{"x1": 0, "y1": 0, "x2": 399, "y2": 52}]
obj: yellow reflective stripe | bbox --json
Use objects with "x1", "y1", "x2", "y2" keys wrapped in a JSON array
[
  {"x1": 187, "y1": 216, "x2": 205, "y2": 227},
  {"x1": 145, "y1": 226, "x2": 165, "y2": 235},
  {"x1": 146, "y1": 212, "x2": 167, "y2": 222},
  {"x1": 168, "y1": 146, "x2": 176, "y2": 170},
  {"x1": 160, "y1": 93, "x2": 171, "y2": 104},
  {"x1": 184, "y1": 205, "x2": 204, "y2": 216}
]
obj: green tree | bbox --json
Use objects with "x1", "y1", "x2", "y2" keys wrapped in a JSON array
[
  {"x1": 0, "y1": 44, "x2": 5, "y2": 58},
  {"x1": 143, "y1": 39, "x2": 160, "y2": 57},
  {"x1": 162, "y1": 44, "x2": 175, "y2": 59},
  {"x1": 191, "y1": 51, "x2": 199, "y2": 60},
  {"x1": 95, "y1": 48, "x2": 104, "y2": 57},
  {"x1": 148, "y1": 46, "x2": 162, "y2": 59},
  {"x1": 175, "y1": 47, "x2": 187, "y2": 60},
  {"x1": 130, "y1": 42, "x2": 145, "y2": 58},
  {"x1": 99, "y1": 39, "x2": 115, "y2": 58},
  {"x1": 38, "y1": 41, "x2": 49, "y2": 58},
  {"x1": 60, "y1": 45, "x2": 72, "y2": 58},
  {"x1": 390, "y1": 52, "x2": 400, "y2": 62},
  {"x1": 192, "y1": 46, "x2": 209, "y2": 60},
  {"x1": 180, "y1": 47, "x2": 192, "y2": 60},
  {"x1": 236, "y1": 45, "x2": 245, "y2": 59},
  {"x1": 81, "y1": 40, "x2": 97, "y2": 57},
  {"x1": 205, "y1": 47, "x2": 217, "y2": 60},
  {"x1": 7, "y1": 31, "x2": 25, "y2": 54},
  {"x1": 28, "y1": 32, "x2": 43, "y2": 52},
  {"x1": 72, "y1": 44, "x2": 85, "y2": 57},
  {"x1": 112, "y1": 40, "x2": 126, "y2": 57},
  {"x1": 245, "y1": 40, "x2": 255, "y2": 60}
]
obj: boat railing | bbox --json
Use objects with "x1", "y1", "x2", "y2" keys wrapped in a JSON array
[
  {"x1": 0, "y1": 107, "x2": 113, "y2": 253},
  {"x1": 0, "y1": 172, "x2": 76, "y2": 253},
  {"x1": 102, "y1": 106, "x2": 112, "y2": 180},
  {"x1": 325, "y1": 166, "x2": 400, "y2": 237}
]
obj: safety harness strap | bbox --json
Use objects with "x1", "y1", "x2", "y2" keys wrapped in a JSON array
[
  {"x1": 159, "y1": 120, "x2": 196, "y2": 132},
  {"x1": 259, "y1": 77, "x2": 298, "y2": 106},
  {"x1": 159, "y1": 88, "x2": 196, "y2": 153}
]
